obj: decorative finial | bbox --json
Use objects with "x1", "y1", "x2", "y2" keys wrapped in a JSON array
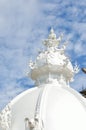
[
  {"x1": 50, "y1": 27, "x2": 54, "y2": 33},
  {"x1": 48, "y1": 28, "x2": 56, "y2": 39},
  {"x1": 43, "y1": 28, "x2": 61, "y2": 48}
]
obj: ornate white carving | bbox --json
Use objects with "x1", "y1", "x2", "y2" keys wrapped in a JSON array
[
  {"x1": 73, "y1": 62, "x2": 80, "y2": 74},
  {"x1": 28, "y1": 28, "x2": 78, "y2": 84},
  {"x1": 25, "y1": 117, "x2": 44, "y2": 130},
  {"x1": 29, "y1": 60, "x2": 37, "y2": 70},
  {"x1": 43, "y1": 28, "x2": 62, "y2": 48},
  {"x1": 0, "y1": 103, "x2": 11, "y2": 130}
]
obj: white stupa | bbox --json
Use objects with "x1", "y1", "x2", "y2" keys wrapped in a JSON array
[{"x1": 0, "y1": 29, "x2": 86, "y2": 130}]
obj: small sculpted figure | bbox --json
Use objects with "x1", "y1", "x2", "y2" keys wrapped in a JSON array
[{"x1": 25, "y1": 117, "x2": 43, "y2": 130}]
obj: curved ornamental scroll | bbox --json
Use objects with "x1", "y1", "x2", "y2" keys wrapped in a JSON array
[{"x1": 0, "y1": 103, "x2": 11, "y2": 130}]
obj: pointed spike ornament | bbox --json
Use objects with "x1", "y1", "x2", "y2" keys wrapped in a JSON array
[
  {"x1": 48, "y1": 28, "x2": 56, "y2": 39},
  {"x1": 43, "y1": 28, "x2": 61, "y2": 48}
]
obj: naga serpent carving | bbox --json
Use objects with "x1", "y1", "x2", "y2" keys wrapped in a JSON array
[{"x1": 25, "y1": 88, "x2": 44, "y2": 130}]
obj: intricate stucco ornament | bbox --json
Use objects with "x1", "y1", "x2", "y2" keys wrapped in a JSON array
[
  {"x1": 73, "y1": 62, "x2": 80, "y2": 74},
  {"x1": 43, "y1": 28, "x2": 63, "y2": 48},
  {"x1": 28, "y1": 28, "x2": 77, "y2": 85},
  {"x1": 0, "y1": 103, "x2": 11, "y2": 130}
]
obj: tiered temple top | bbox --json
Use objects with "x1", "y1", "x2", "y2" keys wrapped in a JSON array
[{"x1": 28, "y1": 29, "x2": 79, "y2": 85}]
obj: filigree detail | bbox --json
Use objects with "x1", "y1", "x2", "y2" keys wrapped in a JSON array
[
  {"x1": 73, "y1": 62, "x2": 80, "y2": 74},
  {"x1": 28, "y1": 28, "x2": 77, "y2": 84},
  {"x1": 43, "y1": 28, "x2": 63, "y2": 48},
  {"x1": 29, "y1": 60, "x2": 37, "y2": 69},
  {"x1": 0, "y1": 103, "x2": 11, "y2": 130}
]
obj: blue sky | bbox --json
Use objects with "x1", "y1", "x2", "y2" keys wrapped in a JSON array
[{"x1": 0, "y1": 0, "x2": 86, "y2": 110}]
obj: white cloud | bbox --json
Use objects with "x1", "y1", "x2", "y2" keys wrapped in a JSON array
[{"x1": 73, "y1": 42, "x2": 86, "y2": 57}]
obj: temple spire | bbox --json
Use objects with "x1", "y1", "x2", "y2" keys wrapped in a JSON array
[
  {"x1": 28, "y1": 29, "x2": 78, "y2": 85},
  {"x1": 48, "y1": 28, "x2": 56, "y2": 39},
  {"x1": 43, "y1": 28, "x2": 62, "y2": 48}
]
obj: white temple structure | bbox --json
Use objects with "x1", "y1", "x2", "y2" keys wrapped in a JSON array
[{"x1": 0, "y1": 29, "x2": 86, "y2": 130}]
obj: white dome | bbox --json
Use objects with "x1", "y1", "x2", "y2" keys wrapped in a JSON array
[{"x1": 0, "y1": 81, "x2": 86, "y2": 130}]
